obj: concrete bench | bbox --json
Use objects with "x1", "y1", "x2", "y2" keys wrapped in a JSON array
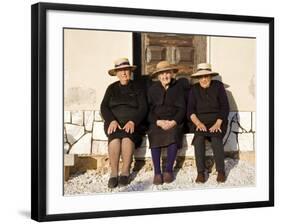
[{"x1": 64, "y1": 110, "x2": 256, "y2": 180}]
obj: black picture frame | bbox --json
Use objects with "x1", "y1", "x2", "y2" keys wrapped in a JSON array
[{"x1": 31, "y1": 2, "x2": 274, "y2": 222}]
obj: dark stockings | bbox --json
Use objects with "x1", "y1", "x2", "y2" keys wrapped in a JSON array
[{"x1": 151, "y1": 143, "x2": 178, "y2": 174}]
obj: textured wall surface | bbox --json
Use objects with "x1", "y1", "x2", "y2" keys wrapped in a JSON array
[
  {"x1": 64, "y1": 29, "x2": 132, "y2": 111},
  {"x1": 64, "y1": 31, "x2": 256, "y2": 112},
  {"x1": 210, "y1": 36, "x2": 256, "y2": 111}
]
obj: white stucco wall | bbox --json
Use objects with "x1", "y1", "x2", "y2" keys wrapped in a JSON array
[
  {"x1": 64, "y1": 29, "x2": 132, "y2": 111},
  {"x1": 64, "y1": 31, "x2": 256, "y2": 112},
  {"x1": 209, "y1": 36, "x2": 256, "y2": 111}
]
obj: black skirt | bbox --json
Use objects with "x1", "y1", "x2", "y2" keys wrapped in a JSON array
[
  {"x1": 147, "y1": 124, "x2": 183, "y2": 148},
  {"x1": 104, "y1": 123, "x2": 145, "y2": 148},
  {"x1": 195, "y1": 114, "x2": 227, "y2": 137},
  {"x1": 190, "y1": 113, "x2": 228, "y2": 145}
]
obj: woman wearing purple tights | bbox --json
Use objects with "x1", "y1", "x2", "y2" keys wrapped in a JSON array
[{"x1": 147, "y1": 61, "x2": 187, "y2": 185}]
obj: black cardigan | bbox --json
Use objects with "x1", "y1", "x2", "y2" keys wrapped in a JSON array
[
  {"x1": 147, "y1": 79, "x2": 186, "y2": 125},
  {"x1": 100, "y1": 80, "x2": 148, "y2": 127},
  {"x1": 187, "y1": 80, "x2": 230, "y2": 123}
]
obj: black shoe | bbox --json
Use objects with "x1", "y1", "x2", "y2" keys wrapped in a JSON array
[
  {"x1": 119, "y1": 175, "x2": 130, "y2": 186},
  {"x1": 195, "y1": 172, "x2": 205, "y2": 183},
  {"x1": 163, "y1": 172, "x2": 174, "y2": 183},
  {"x1": 153, "y1": 174, "x2": 163, "y2": 185},
  {"x1": 108, "y1": 177, "x2": 118, "y2": 188},
  {"x1": 217, "y1": 171, "x2": 226, "y2": 183}
]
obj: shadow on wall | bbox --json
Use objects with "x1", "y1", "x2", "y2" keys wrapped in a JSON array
[
  {"x1": 65, "y1": 87, "x2": 96, "y2": 109},
  {"x1": 216, "y1": 75, "x2": 240, "y2": 177}
]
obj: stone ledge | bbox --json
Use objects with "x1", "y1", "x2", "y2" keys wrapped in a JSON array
[
  {"x1": 68, "y1": 132, "x2": 255, "y2": 158},
  {"x1": 64, "y1": 110, "x2": 256, "y2": 156}
]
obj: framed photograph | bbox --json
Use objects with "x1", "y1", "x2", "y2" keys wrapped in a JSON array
[{"x1": 31, "y1": 2, "x2": 274, "y2": 222}]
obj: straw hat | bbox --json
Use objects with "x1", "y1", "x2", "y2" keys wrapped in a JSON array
[
  {"x1": 191, "y1": 63, "x2": 218, "y2": 78},
  {"x1": 108, "y1": 58, "x2": 136, "y2": 76},
  {"x1": 151, "y1": 61, "x2": 178, "y2": 78}
]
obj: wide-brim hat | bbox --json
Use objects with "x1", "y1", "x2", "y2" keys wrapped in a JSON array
[
  {"x1": 191, "y1": 63, "x2": 219, "y2": 78},
  {"x1": 151, "y1": 61, "x2": 178, "y2": 78},
  {"x1": 108, "y1": 58, "x2": 136, "y2": 76}
]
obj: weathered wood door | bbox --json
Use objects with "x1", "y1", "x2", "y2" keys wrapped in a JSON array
[{"x1": 139, "y1": 33, "x2": 207, "y2": 78}]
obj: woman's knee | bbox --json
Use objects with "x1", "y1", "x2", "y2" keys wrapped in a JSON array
[
  {"x1": 108, "y1": 138, "x2": 121, "y2": 149},
  {"x1": 121, "y1": 137, "x2": 133, "y2": 142},
  {"x1": 121, "y1": 137, "x2": 135, "y2": 147},
  {"x1": 110, "y1": 138, "x2": 121, "y2": 143},
  {"x1": 211, "y1": 136, "x2": 223, "y2": 144},
  {"x1": 193, "y1": 136, "x2": 205, "y2": 145}
]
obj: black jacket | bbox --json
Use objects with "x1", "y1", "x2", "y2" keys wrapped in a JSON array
[
  {"x1": 187, "y1": 80, "x2": 230, "y2": 137},
  {"x1": 100, "y1": 80, "x2": 148, "y2": 128},
  {"x1": 147, "y1": 78, "x2": 186, "y2": 125}
]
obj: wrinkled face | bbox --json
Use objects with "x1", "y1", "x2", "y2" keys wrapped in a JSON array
[
  {"x1": 158, "y1": 70, "x2": 173, "y2": 87},
  {"x1": 116, "y1": 68, "x2": 131, "y2": 84},
  {"x1": 198, "y1": 75, "x2": 212, "y2": 88}
]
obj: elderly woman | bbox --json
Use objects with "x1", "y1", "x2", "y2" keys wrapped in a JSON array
[
  {"x1": 101, "y1": 58, "x2": 147, "y2": 188},
  {"x1": 147, "y1": 61, "x2": 186, "y2": 185},
  {"x1": 187, "y1": 63, "x2": 230, "y2": 183}
]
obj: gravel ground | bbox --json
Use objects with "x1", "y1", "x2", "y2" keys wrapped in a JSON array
[{"x1": 64, "y1": 158, "x2": 255, "y2": 195}]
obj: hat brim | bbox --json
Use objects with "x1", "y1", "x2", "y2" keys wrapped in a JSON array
[
  {"x1": 190, "y1": 70, "x2": 218, "y2": 78},
  {"x1": 108, "y1": 65, "x2": 136, "y2": 76},
  {"x1": 151, "y1": 67, "x2": 179, "y2": 78}
]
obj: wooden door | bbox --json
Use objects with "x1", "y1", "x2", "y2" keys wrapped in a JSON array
[{"x1": 139, "y1": 33, "x2": 207, "y2": 78}]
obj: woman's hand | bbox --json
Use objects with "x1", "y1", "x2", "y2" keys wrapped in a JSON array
[
  {"x1": 156, "y1": 120, "x2": 177, "y2": 130},
  {"x1": 156, "y1": 120, "x2": 169, "y2": 130},
  {"x1": 156, "y1": 120, "x2": 166, "y2": 129},
  {"x1": 191, "y1": 114, "x2": 207, "y2": 132},
  {"x1": 123, "y1": 121, "x2": 135, "y2": 134},
  {"x1": 107, "y1": 120, "x2": 119, "y2": 135},
  {"x1": 209, "y1": 119, "x2": 223, "y2": 133},
  {"x1": 196, "y1": 122, "x2": 207, "y2": 132},
  {"x1": 165, "y1": 120, "x2": 177, "y2": 130}
]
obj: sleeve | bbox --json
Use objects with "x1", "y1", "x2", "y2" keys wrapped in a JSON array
[
  {"x1": 217, "y1": 82, "x2": 230, "y2": 120},
  {"x1": 130, "y1": 90, "x2": 148, "y2": 126},
  {"x1": 186, "y1": 87, "x2": 197, "y2": 120},
  {"x1": 173, "y1": 89, "x2": 186, "y2": 124},
  {"x1": 100, "y1": 85, "x2": 116, "y2": 123},
  {"x1": 173, "y1": 107, "x2": 185, "y2": 124},
  {"x1": 147, "y1": 89, "x2": 158, "y2": 124},
  {"x1": 178, "y1": 77, "x2": 191, "y2": 102}
]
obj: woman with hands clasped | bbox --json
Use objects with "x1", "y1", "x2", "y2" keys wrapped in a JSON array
[{"x1": 147, "y1": 61, "x2": 186, "y2": 185}]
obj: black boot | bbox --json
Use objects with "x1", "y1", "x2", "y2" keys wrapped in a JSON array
[
  {"x1": 119, "y1": 175, "x2": 130, "y2": 186},
  {"x1": 108, "y1": 176, "x2": 118, "y2": 188},
  {"x1": 195, "y1": 172, "x2": 205, "y2": 183},
  {"x1": 217, "y1": 171, "x2": 226, "y2": 183}
]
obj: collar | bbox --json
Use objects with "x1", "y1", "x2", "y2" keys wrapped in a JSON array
[
  {"x1": 156, "y1": 78, "x2": 176, "y2": 89},
  {"x1": 118, "y1": 80, "x2": 132, "y2": 87}
]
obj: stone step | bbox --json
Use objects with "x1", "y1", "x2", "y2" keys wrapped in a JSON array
[{"x1": 64, "y1": 152, "x2": 255, "y2": 179}]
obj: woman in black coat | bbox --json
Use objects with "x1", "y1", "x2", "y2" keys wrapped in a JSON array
[
  {"x1": 147, "y1": 61, "x2": 186, "y2": 185},
  {"x1": 187, "y1": 63, "x2": 230, "y2": 183},
  {"x1": 100, "y1": 58, "x2": 147, "y2": 188}
]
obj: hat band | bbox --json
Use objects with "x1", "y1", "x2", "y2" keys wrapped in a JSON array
[
  {"x1": 115, "y1": 62, "x2": 130, "y2": 68},
  {"x1": 197, "y1": 68, "x2": 211, "y2": 72}
]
